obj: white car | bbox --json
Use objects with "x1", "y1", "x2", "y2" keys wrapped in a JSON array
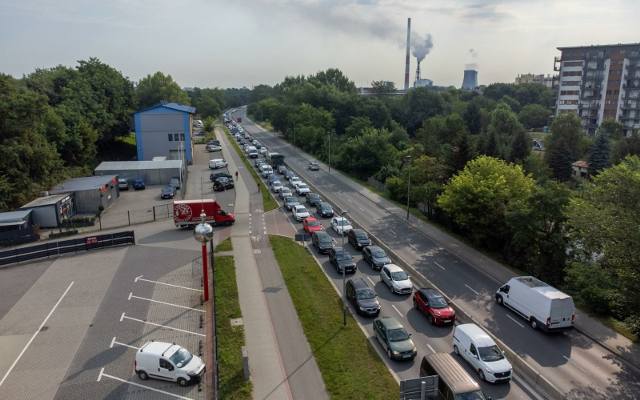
[
  {"x1": 280, "y1": 188, "x2": 293, "y2": 199},
  {"x1": 262, "y1": 167, "x2": 274, "y2": 177},
  {"x1": 295, "y1": 183, "x2": 311, "y2": 196},
  {"x1": 135, "y1": 341, "x2": 205, "y2": 386},
  {"x1": 380, "y1": 264, "x2": 413, "y2": 295},
  {"x1": 453, "y1": 323, "x2": 512, "y2": 383},
  {"x1": 290, "y1": 178, "x2": 303, "y2": 188},
  {"x1": 206, "y1": 144, "x2": 222, "y2": 152},
  {"x1": 260, "y1": 147, "x2": 268, "y2": 155},
  {"x1": 209, "y1": 159, "x2": 227, "y2": 169},
  {"x1": 271, "y1": 181, "x2": 283, "y2": 192},
  {"x1": 292, "y1": 205, "x2": 310, "y2": 221},
  {"x1": 331, "y1": 216, "x2": 353, "y2": 235},
  {"x1": 287, "y1": 174, "x2": 299, "y2": 182}
]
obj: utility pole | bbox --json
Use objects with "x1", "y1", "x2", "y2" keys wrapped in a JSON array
[{"x1": 328, "y1": 130, "x2": 332, "y2": 174}]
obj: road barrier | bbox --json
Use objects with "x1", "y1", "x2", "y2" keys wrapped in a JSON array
[{"x1": 0, "y1": 231, "x2": 135, "y2": 267}]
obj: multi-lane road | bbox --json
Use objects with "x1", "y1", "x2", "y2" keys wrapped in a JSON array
[{"x1": 230, "y1": 107, "x2": 640, "y2": 400}]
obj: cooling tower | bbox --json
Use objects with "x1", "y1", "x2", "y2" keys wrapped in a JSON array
[{"x1": 462, "y1": 69, "x2": 478, "y2": 90}]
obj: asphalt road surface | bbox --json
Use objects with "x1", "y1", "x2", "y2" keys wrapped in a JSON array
[{"x1": 231, "y1": 107, "x2": 640, "y2": 400}]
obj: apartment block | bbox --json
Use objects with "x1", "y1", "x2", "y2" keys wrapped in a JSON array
[
  {"x1": 515, "y1": 73, "x2": 555, "y2": 88},
  {"x1": 555, "y1": 43, "x2": 640, "y2": 135}
]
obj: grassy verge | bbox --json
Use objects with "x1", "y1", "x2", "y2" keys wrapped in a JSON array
[
  {"x1": 269, "y1": 235, "x2": 399, "y2": 399},
  {"x1": 221, "y1": 125, "x2": 278, "y2": 212},
  {"x1": 215, "y1": 237, "x2": 233, "y2": 252},
  {"x1": 594, "y1": 315, "x2": 638, "y2": 342},
  {"x1": 215, "y1": 255, "x2": 252, "y2": 399}
]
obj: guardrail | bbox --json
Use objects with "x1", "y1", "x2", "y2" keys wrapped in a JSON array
[{"x1": 0, "y1": 231, "x2": 136, "y2": 267}]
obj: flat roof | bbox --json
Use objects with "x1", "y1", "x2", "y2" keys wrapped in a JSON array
[
  {"x1": 50, "y1": 175, "x2": 116, "y2": 193},
  {"x1": 95, "y1": 160, "x2": 183, "y2": 171},
  {"x1": 0, "y1": 209, "x2": 32, "y2": 225},
  {"x1": 558, "y1": 42, "x2": 640, "y2": 51},
  {"x1": 21, "y1": 193, "x2": 72, "y2": 208}
]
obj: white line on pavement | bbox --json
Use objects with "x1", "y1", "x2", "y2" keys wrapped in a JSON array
[
  {"x1": 506, "y1": 314, "x2": 525, "y2": 328},
  {"x1": 134, "y1": 276, "x2": 203, "y2": 292},
  {"x1": 128, "y1": 292, "x2": 204, "y2": 312},
  {"x1": 464, "y1": 284, "x2": 480, "y2": 295},
  {"x1": 97, "y1": 368, "x2": 194, "y2": 400},
  {"x1": 409, "y1": 243, "x2": 418, "y2": 251},
  {"x1": 366, "y1": 276, "x2": 376, "y2": 286},
  {"x1": 426, "y1": 344, "x2": 435, "y2": 353},
  {"x1": 110, "y1": 336, "x2": 140, "y2": 350},
  {"x1": 120, "y1": 313, "x2": 205, "y2": 337},
  {"x1": 392, "y1": 305, "x2": 403, "y2": 317},
  {"x1": 0, "y1": 281, "x2": 74, "y2": 387},
  {"x1": 433, "y1": 261, "x2": 446, "y2": 270}
]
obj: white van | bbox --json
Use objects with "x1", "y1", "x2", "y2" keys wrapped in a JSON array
[
  {"x1": 135, "y1": 341, "x2": 205, "y2": 386},
  {"x1": 209, "y1": 159, "x2": 228, "y2": 169},
  {"x1": 496, "y1": 276, "x2": 575, "y2": 331},
  {"x1": 452, "y1": 323, "x2": 512, "y2": 383}
]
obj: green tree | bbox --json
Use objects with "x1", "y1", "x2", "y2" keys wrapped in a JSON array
[
  {"x1": 345, "y1": 116, "x2": 373, "y2": 138},
  {"x1": 402, "y1": 88, "x2": 448, "y2": 134},
  {"x1": 188, "y1": 87, "x2": 224, "y2": 118},
  {"x1": 445, "y1": 132, "x2": 473, "y2": 175},
  {"x1": 371, "y1": 80, "x2": 396, "y2": 94},
  {"x1": 336, "y1": 128, "x2": 398, "y2": 179},
  {"x1": 612, "y1": 132, "x2": 640, "y2": 163},
  {"x1": 518, "y1": 104, "x2": 551, "y2": 129},
  {"x1": 135, "y1": 71, "x2": 190, "y2": 108},
  {"x1": 597, "y1": 119, "x2": 624, "y2": 140},
  {"x1": 545, "y1": 113, "x2": 584, "y2": 181},
  {"x1": 588, "y1": 133, "x2": 610, "y2": 175},
  {"x1": 509, "y1": 130, "x2": 531, "y2": 163},
  {"x1": 463, "y1": 101, "x2": 482, "y2": 134}
]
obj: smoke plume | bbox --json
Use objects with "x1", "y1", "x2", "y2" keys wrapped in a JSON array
[
  {"x1": 411, "y1": 32, "x2": 433, "y2": 62},
  {"x1": 469, "y1": 48, "x2": 478, "y2": 58}
]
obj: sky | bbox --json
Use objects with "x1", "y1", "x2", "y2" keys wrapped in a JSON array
[{"x1": 1, "y1": 0, "x2": 640, "y2": 89}]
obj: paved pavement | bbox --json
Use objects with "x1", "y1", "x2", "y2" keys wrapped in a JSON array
[{"x1": 219, "y1": 126, "x2": 328, "y2": 400}]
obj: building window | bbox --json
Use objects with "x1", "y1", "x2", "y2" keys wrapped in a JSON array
[
  {"x1": 562, "y1": 71, "x2": 582, "y2": 77},
  {"x1": 563, "y1": 61, "x2": 583, "y2": 67},
  {"x1": 180, "y1": 133, "x2": 185, "y2": 141},
  {"x1": 173, "y1": 133, "x2": 180, "y2": 141},
  {"x1": 562, "y1": 81, "x2": 580, "y2": 86},
  {"x1": 561, "y1": 90, "x2": 580, "y2": 96},
  {"x1": 168, "y1": 133, "x2": 173, "y2": 142}
]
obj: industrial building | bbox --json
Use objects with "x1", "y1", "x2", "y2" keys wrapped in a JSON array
[
  {"x1": 94, "y1": 160, "x2": 185, "y2": 186},
  {"x1": 49, "y1": 176, "x2": 119, "y2": 215},
  {"x1": 555, "y1": 43, "x2": 640, "y2": 135},
  {"x1": 134, "y1": 102, "x2": 196, "y2": 163},
  {"x1": 0, "y1": 210, "x2": 38, "y2": 246},
  {"x1": 462, "y1": 68, "x2": 478, "y2": 91},
  {"x1": 20, "y1": 193, "x2": 74, "y2": 228},
  {"x1": 515, "y1": 73, "x2": 555, "y2": 88}
]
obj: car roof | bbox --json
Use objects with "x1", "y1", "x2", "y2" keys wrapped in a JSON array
[
  {"x1": 313, "y1": 231, "x2": 330, "y2": 238},
  {"x1": 304, "y1": 216, "x2": 317, "y2": 222},
  {"x1": 350, "y1": 277, "x2": 371, "y2": 290},
  {"x1": 456, "y1": 324, "x2": 496, "y2": 347},
  {"x1": 378, "y1": 316, "x2": 403, "y2": 330},
  {"x1": 384, "y1": 264, "x2": 403, "y2": 272},
  {"x1": 294, "y1": 205, "x2": 306, "y2": 210},
  {"x1": 367, "y1": 245, "x2": 383, "y2": 252},
  {"x1": 419, "y1": 288, "x2": 443, "y2": 298},
  {"x1": 139, "y1": 341, "x2": 179, "y2": 357}
]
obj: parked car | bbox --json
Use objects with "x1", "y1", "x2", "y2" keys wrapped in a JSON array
[
  {"x1": 380, "y1": 264, "x2": 412, "y2": 295},
  {"x1": 316, "y1": 202, "x2": 334, "y2": 218},
  {"x1": 261, "y1": 167, "x2": 274, "y2": 178},
  {"x1": 495, "y1": 276, "x2": 575, "y2": 331},
  {"x1": 213, "y1": 177, "x2": 234, "y2": 191},
  {"x1": 331, "y1": 216, "x2": 353, "y2": 235},
  {"x1": 295, "y1": 183, "x2": 310, "y2": 196},
  {"x1": 267, "y1": 174, "x2": 280, "y2": 185},
  {"x1": 279, "y1": 188, "x2": 293, "y2": 199},
  {"x1": 209, "y1": 159, "x2": 228, "y2": 169},
  {"x1": 210, "y1": 172, "x2": 232, "y2": 182},
  {"x1": 290, "y1": 177, "x2": 302, "y2": 187},
  {"x1": 308, "y1": 161, "x2": 320, "y2": 171},
  {"x1": 133, "y1": 178, "x2": 146, "y2": 190},
  {"x1": 271, "y1": 181, "x2": 283, "y2": 193},
  {"x1": 453, "y1": 323, "x2": 512, "y2": 383},
  {"x1": 248, "y1": 149, "x2": 259, "y2": 158},
  {"x1": 373, "y1": 317, "x2": 416, "y2": 361},
  {"x1": 306, "y1": 193, "x2": 322, "y2": 208},
  {"x1": 347, "y1": 229, "x2": 371, "y2": 250},
  {"x1": 169, "y1": 176, "x2": 181, "y2": 190},
  {"x1": 260, "y1": 147, "x2": 268, "y2": 155},
  {"x1": 284, "y1": 170, "x2": 295, "y2": 180},
  {"x1": 278, "y1": 165, "x2": 288, "y2": 175},
  {"x1": 292, "y1": 205, "x2": 310, "y2": 221},
  {"x1": 118, "y1": 178, "x2": 129, "y2": 190},
  {"x1": 302, "y1": 216, "x2": 323, "y2": 234},
  {"x1": 311, "y1": 231, "x2": 334, "y2": 254},
  {"x1": 284, "y1": 196, "x2": 300, "y2": 211},
  {"x1": 134, "y1": 341, "x2": 205, "y2": 386},
  {"x1": 328, "y1": 247, "x2": 356, "y2": 274},
  {"x1": 346, "y1": 277, "x2": 380, "y2": 317},
  {"x1": 206, "y1": 143, "x2": 222, "y2": 152},
  {"x1": 362, "y1": 245, "x2": 390, "y2": 270},
  {"x1": 414, "y1": 288, "x2": 456, "y2": 326},
  {"x1": 160, "y1": 185, "x2": 176, "y2": 199}
]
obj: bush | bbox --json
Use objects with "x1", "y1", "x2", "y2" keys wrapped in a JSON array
[
  {"x1": 564, "y1": 262, "x2": 614, "y2": 315},
  {"x1": 61, "y1": 216, "x2": 96, "y2": 228},
  {"x1": 49, "y1": 230, "x2": 78, "y2": 239}
]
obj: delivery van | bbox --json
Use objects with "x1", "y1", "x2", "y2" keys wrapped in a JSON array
[
  {"x1": 452, "y1": 323, "x2": 512, "y2": 383},
  {"x1": 173, "y1": 199, "x2": 235, "y2": 228},
  {"x1": 420, "y1": 352, "x2": 491, "y2": 400},
  {"x1": 495, "y1": 276, "x2": 575, "y2": 331},
  {"x1": 135, "y1": 341, "x2": 205, "y2": 386}
]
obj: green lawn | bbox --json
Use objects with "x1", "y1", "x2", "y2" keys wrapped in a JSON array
[
  {"x1": 215, "y1": 237, "x2": 233, "y2": 252},
  {"x1": 269, "y1": 235, "x2": 399, "y2": 399},
  {"x1": 215, "y1": 256, "x2": 252, "y2": 399},
  {"x1": 222, "y1": 125, "x2": 278, "y2": 212}
]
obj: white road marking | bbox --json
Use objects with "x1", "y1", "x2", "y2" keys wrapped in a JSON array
[
  {"x1": 434, "y1": 261, "x2": 446, "y2": 270},
  {"x1": 97, "y1": 368, "x2": 194, "y2": 400},
  {"x1": 426, "y1": 344, "x2": 435, "y2": 353},
  {"x1": 409, "y1": 243, "x2": 418, "y2": 251},
  {"x1": 0, "y1": 281, "x2": 74, "y2": 387},
  {"x1": 506, "y1": 314, "x2": 525, "y2": 328},
  {"x1": 366, "y1": 276, "x2": 376, "y2": 286},
  {"x1": 134, "y1": 276, "x2": 203, "y2": 292},
  {"x1": 120, "y1": 313, "x2": 205, "y2": 337},
  {"x1": 110, "y1": 336, "x2": 140, "y2": 350},
  {"x1": 392, "y1": 305, "x2": 403, "y2": 317},
  {"x1": 465, "y1": 284, "x2": 480, "y2": 295},
  {"x1": 128, "y1": 292, "x2": 204, "y2": 312}
]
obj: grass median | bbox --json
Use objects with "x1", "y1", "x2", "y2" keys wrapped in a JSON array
[
  {"x1": 215, "y1": 255, "x2": 252, "y2": 399},
  {"x1": 215, "y1": 237, "x2": 233, "y2": 252},
  {"x1": 221, "y1": 125, "x2": 278, "y2": 212},
  {"x1": 269, "y1": 235, "x2": 399, "y2": 400}
]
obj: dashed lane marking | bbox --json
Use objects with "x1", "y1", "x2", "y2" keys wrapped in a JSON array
[
  {"x1": 464, "y1": 284, "x2": 480, "y2": 295},
  {"x1": 506, "y1": 314, "x2": 525, "y2": 328},
  {"x1": 434, "y1": 261, "x2": 446, "y2": 270}
]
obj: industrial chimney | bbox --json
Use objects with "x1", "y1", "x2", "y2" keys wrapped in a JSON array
[
  {"x1": 462, "y1": 68, "x2": 478, "y2": 90},
  {"x1": 404, "y1": 18, "x2": 411, "y2": 91}
]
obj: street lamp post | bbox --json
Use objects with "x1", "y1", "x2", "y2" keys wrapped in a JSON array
[
  {"x1": 328, "y1": 130, "x2": 332, "y2": 174},
  {"x1": 405, "y1": 156, "x2": 412, "y2": 221},
  {"x1": 341, "y1": 210, "x2": 348, "y2": 326},
  {"x1": 194, "y1": 212, "x2": 213, "y2": 302}
]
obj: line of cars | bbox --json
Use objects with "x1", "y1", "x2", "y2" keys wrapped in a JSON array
[{"x1": 204, "y1": 139, "x2": 235, "y2": 192}]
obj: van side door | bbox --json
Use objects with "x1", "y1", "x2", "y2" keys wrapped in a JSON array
[
  {"x1": 468, "y1": 343, "x2": 480, "y2": 369},
  {"x1": 156, "y1": 358, "x2": 176, "y2": 381}
]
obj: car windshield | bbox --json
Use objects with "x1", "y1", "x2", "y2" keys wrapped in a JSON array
[
  {"x1": 478, "y1": 345, "x2": 504, "y2": 362},
  {"x1": 285, "y1": 197, "x2": 295, "y2": 203},
  {"x1": 336, "y1": 252, "x2": 352, "y2": 261},
  {"x1": 391, "y1": 271, "x2": 408, "y2": 281},
  {"x1": 356, "y1": 289, "x2": 376, "y2": 300},
  {"x1": 454, "y1": 391, "x2": 487, "y2": 400},
  {"x1": 295, "y1": 207, "x2": 307, "y2": 213},
  {"x1": 169, "y1": 347, "x2": 193, "y2": 368},
  {"x1": 336, "y1": 219, "x2": 349, "y2": 226},
  {"x1": 372, "y1": 248, "x2": 386, "y2": 258},
  {"x1": 356, "y1": 232, "x2": 367, "y2": 240},
  {"x1": 387, "y1": 328, "x2": 410, "y2": 342},
  {"x1": 307, "y1": 220, "x2": 321, "y2": 227},
  {"x1": 428, "y1": 295, "x2": 448, "y2": 308},
  {"x1": 318, "y1": 236, "x2": 332, "y2": 244}
]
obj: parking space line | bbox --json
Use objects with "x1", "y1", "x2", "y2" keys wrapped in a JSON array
[
  {"x1": 366, "y1": 276, "x2": 376, "y2": 286},
  {"x1": 426, "y1": 344, "x2": 435, "y2": 353},
  {"x1": 506, "y1": 314, "x2": 525, "y2": 328},
  {"x1": 464, "y1": 284, "x2": 479, "y2": 295},
  {"x1": 433, "y1": 261, "x2": 446, "y2": 270},
  {"x1": 391, "y1": 305, "x2": 403, "y2": 317},
  {"x1": 128, "y1": 292, "x2": 204, "y2": 313},
  {"x1": 0, "y1": 281, "x2": 74, "y2": 387},
  {"x1": 97, "y1": 368, "x2": 194, "y2": 400},
  {"x1": 110, "y1": 336, "x2": 140, "y2": 350},
  {"x1": 120, "y1": 313, "x2": 205, "y2": 337},
  {"x1": 134, "y1": 275, "x2": 203, "y2": 292}
]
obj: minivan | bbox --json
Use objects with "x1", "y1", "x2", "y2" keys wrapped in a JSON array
[
  {"x1": 135, "y1": 341, "x2": 205, "y2": 386},
  {"x1": 452, "y1": 323, "x2": 512, "y2": 383},
  {"x1": 420, "y1": 353, "x2": 491, "y2": 400},
  {"x1": 346, "y1": 277, "x2": 380, "y2": 317}
]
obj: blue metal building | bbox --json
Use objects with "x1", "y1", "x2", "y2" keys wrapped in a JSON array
[{"x1": 134, "y1": 103, "x2": 196, "y2": 163}]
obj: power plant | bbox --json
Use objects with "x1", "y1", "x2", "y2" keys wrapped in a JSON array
[
  {"x1": 414, "y1": 60, "x2": 433, "y2": 88},
  {"x1": 462, "y1": 66, "x2": 478, "y2": 90},
  {"x1": 404, "y1": 18, "x2": 411, "y2": 91}
]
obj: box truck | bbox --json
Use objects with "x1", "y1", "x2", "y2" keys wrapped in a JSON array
[
  {"x1": 173, "y1": 199, "x2": 235, "y2": 228},
  {"x1": 495, "y1": 276, "x2": 575, "y2": 331}
]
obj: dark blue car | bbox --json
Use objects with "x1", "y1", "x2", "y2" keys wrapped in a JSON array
[
  {"x1": 132, "y1": 178, "x2": 145, "y2": 190},
  {"x1": 160, "y1": 185, "x2": 176, "y2": 199}
]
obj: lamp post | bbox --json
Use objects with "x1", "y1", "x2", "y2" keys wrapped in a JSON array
[
  {"x1": 405, "y1": 155, "x2": 412, "y2": 221},
  {"x1": 194, "y1": 212, "x2": 213, "y2": 302},
  {"x1": 328, "y1": 130, "x2": 332, "y2": 174},
  {"x1": 341, "y1": 210, "x2": 348, "y2": 326}
]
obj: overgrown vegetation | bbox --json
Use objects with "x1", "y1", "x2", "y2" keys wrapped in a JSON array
[{"x1": 269, "y1": 235, "x2": 399, "y2": 399}]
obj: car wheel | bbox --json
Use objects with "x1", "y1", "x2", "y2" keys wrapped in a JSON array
[
  {"x1": 177, "y1": 377, "x2": 188, "y2": 387},
  {"x1": 431, "y1": 315, "x2": 437, "y2": 325},
  {"x1": 137, "y1": 370, "x2": 148, "y2": 380},
  {"x1": 478, "y1": 370, "x2": 486, "y2": 382},
  {"x1": 496, "y1": 295, "x2": 503, "y2": 305},
  {"x1": 530, "y1": 318, "x2": 538, "y2": 330},
  {"x1": 387, "y1": 348, "x2": 393, "y2": 360},
  {"x1": 453, "y1": 345, "x2": 459, "y2": 355}
]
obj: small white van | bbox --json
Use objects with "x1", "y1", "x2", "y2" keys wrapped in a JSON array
[
  {"x1": 452, "y1": 323, "x2": 512, "y2": 383},
  {"x1": 496, "y1": 276, "x2": 575, "y2": 331},
  {"x1": 135, "y1": 341, "x2": 205, "y2": 386}
]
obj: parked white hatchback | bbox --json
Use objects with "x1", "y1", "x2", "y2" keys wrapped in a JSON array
[
  {"x1": 331, "y1": 216, "x2": 353, "y2": 235},
  {"x1": 209, "y1": 159, "x2": 227, "y2": 169},
  {"x1": 135, "y1": 341, "x2": 205, "y2": 386},
  {"x1": 380, "y1": 264, "x2": 413, "y2": 295},
  {"x1": 292, "y1": 205, "x2": 310, "y2": 221},
  {"x1": 453, "y1": 323, "x2": 512, "y2": 383}
]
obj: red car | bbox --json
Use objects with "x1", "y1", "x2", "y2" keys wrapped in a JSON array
[
  {"x1": 303, "y1": 216, "x2": 324, "y2": 234},
  {"x1": 413, "y1": 288, "x2": 456, "y2": 326}
]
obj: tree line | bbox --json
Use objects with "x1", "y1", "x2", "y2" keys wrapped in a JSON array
[{"x1": 247, "y1": 69, "x2": 640, "y2": 336}]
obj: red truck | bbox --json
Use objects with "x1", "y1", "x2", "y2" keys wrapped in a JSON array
[{"x1": 173, "y1": 199, "x2": 235, "y2": 228}]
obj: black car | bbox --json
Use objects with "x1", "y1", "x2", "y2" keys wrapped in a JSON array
[
  {"x1": 346, "y1": 278, "x2": 381, "y2": 317},
  {"x1": 362, "y1": 245, "x2": 391, "y2": 270},
  {"x1": 306, "y1": 193, "x2": 322, "y2": 208},
  {"x1": 329, "y1": 247, "x2": 357, "y2": 274},
  {"x1": 207, "y1": 139, "x2": 220, "y2": 146},
  {"x1": 311, "y1": 231, "x2": 334, "y2": 254},
  {"x1": 316, "y1": 202, "x2": 334, "y2": 218},
  {"x1": 210, "y1": 172, "x2": 232, "y2": 182},
  {"x1": 160, "y1": 185, "x2": 176, "y2": 199},
  {"x1": 347, "y1": 229, "x2": 371, "y2": 250},
  {"x1": 213, "y1": 177, "x2": 234, "y2": 191}
]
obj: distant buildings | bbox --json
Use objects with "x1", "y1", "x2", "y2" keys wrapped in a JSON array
[
  {"x1": 555, "y1": 43, "x2": 640, "y2": 136},
  {"x1": 515, "y1": 73, "x2": 555, "y2": 88}
]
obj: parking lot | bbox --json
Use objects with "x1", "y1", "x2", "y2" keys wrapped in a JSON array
[{"x1": 99, "y1": 185, "x2": 175, "y2": 230}]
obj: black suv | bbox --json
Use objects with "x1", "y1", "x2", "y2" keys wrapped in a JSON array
[
  {"x1": 213, "y1": 177, "x2": 234, "y2": 191},
  {"x1": 312, "y1": 231, "x2": 334, "y2": 254},
  {"x1": 329, "y1": 247, "x2": 356, "y2": 274},
  {"x1": 347, "y1": 229, "x2": 371, "y2": 250},
  {"x1": 362, "y1": 245, "x2": 391, "y2": 270},
  {"x1": 306, "y1": 193, "x2": 322, "y2": 208},
  {"x1": 316, "y1": 202, "x2": 334, "y2": 218},
  {"x1": 346, "y1": 278, "x2": 381, "y2": 317},
  {"x1": 210, "y1": 172, "x2": 232, "y2": 182}
]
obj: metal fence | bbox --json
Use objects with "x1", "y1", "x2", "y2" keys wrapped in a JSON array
[{"x1": 0, "y1": 231, "x2": 135, "y2": 267}]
